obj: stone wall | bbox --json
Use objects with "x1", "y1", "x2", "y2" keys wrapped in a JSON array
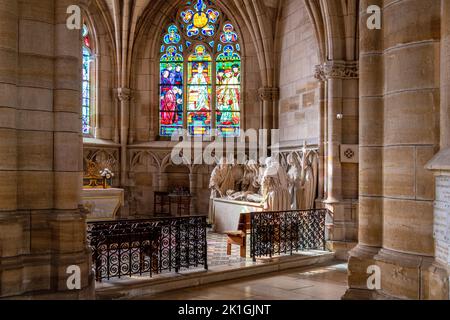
[{"x1": 277, "y1": 0, "x2": 321, "y2": 146}]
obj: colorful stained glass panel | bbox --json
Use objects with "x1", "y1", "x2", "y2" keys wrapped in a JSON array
[
  {"x1": 216, "y1": 61, "x2": 241, "y2": 85},
  {"x1": 220, "y1": 23, "x2": 238, "y2": 43},
  {"x1": 82, "y1": 27, "x2": 91, "y2": 135},
  {"x1": 188, "y1": 111, "x2": 211, "y2": 136},
  {"x1": 160, "y1": 62, "x2": 184, "y2": 86},
  {"x1": 187, "y1": 83, "x2": 211, "y2": 111},
  {"x1": 216, "y1": 111, "x2": 240, "y2": 137}
]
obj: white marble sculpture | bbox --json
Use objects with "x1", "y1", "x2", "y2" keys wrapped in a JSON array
[
  {"x1": 208, "y1": 148, "x2": 318, "y2": 215},
  {"x1": 260, "y1": 157, "x2": 291, "y2": 211},
  {"x1": 300, "y1": 148, "x2": 319, "y2": 210},
  {"x1": 285, "y1": 145, "x2": 319, "y2": 210},
  {"x1": 226, "y1": 160, "x2": 263, "y2": 202},
  {"x1": 287, "y1": 153, "x2": 302, "y2": 210},
  {"x1": 208, "y1": 158, "x2": 236, "y2": 223}
]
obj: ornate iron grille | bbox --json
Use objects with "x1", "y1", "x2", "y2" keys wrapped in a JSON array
[
  {"x1": 250, "y1": 209, "x2": 327, "y2": 261},
  {"x1": 87, "y1": 216, "x2": 208, "y2": 281}
]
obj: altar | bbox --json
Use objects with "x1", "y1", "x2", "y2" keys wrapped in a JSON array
[
  {"x1": 212, "y1": 198, "x2": 264, "y2": 233},
  {"x1": 82, "y1": 188, "x2": 125, "y2": 221}
]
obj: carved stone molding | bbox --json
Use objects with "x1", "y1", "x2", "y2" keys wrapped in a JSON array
[
  {"x1": 258, "y1": 87, "x2": 280, "y2": 101},
  {"x1": 314, "y1": 61, "x2": 359, "y2": 81},
  {"x1": 340, "y1": 144, "x2": 359, "y2": 164}
]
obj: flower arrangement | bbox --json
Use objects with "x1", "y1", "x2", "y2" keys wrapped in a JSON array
[
  {"x1": 99, "y1": 168, "x2": 115, "y2": 188},
  {"x1": 100, "y1": 168, "x2": 114, "y2": 179}
]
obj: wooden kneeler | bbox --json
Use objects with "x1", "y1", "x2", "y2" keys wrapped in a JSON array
[{"x1": 225, "y1": 231, "x2": 247, "y2": 258}]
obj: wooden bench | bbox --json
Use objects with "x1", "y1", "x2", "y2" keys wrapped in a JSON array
[{"x1": 225, "y1": 213, "x2": 251, "y2": 258}]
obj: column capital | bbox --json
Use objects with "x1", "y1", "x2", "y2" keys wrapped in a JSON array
[
  {"x1": 116, "y1": 88, "x2": 132, "y2": 102},
  {"x1": 314, "y1": 61, "x2": 359, "y2": 81},
  {"x1": 258, "y1": 87, "x2": 280, "y2": 101}
]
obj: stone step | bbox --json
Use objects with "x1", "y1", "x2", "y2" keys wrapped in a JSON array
[{"x1": 95, "y1": 251, "x2": 335, "y2": 300}]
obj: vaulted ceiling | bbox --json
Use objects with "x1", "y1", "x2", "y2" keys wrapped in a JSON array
[{"x1": 83, "y1": 0, "x2": 358, "y2": 88}]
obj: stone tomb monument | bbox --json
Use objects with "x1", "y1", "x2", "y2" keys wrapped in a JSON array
[{"x1": 209, "y1": 148, "x2": 319, "y2": 233}]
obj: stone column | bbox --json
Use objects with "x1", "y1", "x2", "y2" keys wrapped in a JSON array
[
  {"x1": 51, "y1": 0, "x2": 93, "y2": 298},
  {"x1": 118, "y1": 88, "x2": 131, "y2": 186},
  {"x1": 112, "y1": 89, "x2": 120, "y2": 144},
  {"x1": 0, "y1": 0, "x2": 94, "y2": 298},
  {"x1": 317, "y1": 81, "x2": 326, "y2": 201},
  {"x1": 345, "y1": 0, "x2": 383, "y2": 299},
  {"x1": 258, "y1": 87, "x2": 279, "y2": 132},
  {"x1": 0, "y1": 0, "x2": 22, "y2": 298},
  {"x1": 375, "y1": 0, "x2": 439, "y2": 300},
  {"x1": 315, "y1": 61, "x2": 359, "y2": 259},
  {"x1": 315, "y1": 61, "x2": 359, "y2": 203}
]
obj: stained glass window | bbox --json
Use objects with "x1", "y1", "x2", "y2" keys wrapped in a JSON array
[
  {"x1": 160, "y1": 25, "x2": 184, "y2": 137},
  {"x1": 159, "y1": 0, "x2": 241, "y2": 137},
  {"x1": 187, "y1": 45, "x2": 212, "y2": 135},
  {"x1": 82, "y1": 24, "x2": 92, "y2": 135},
  {"x1": 216, "y1": 24, "x2": 241, "y2": 137}
]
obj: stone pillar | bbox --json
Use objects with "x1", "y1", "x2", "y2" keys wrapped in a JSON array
[
  {"x1": 258, "y1": 87, "x2": 279, "y2": 132},
  {"x1": 345, "y1": 0, "x2": 384, "y2": 299},
  {"x1": 0, "y1": 0, "x2": 94, "y2": 298},
  {"x1": 118, "y1": 88, "x2": 131, "y2": 186},
  {"x1": 315, "y1": 61, "x2": 359, "y2": 259},
  {"x1": 51, "y1": 0, "x2": 93, "y2": 298},
  {"x1": 0, "y1": 0, "x2": 21, "y2": 298},
  {"x1": 316, "y1": 61, "x2": 359, "y2": 203},
  {"x1": 112, "y1": 89, "x2": 120, "y2": 144},
  {"x1": 317, "y1": 81, "x2": 326, "y2": 201},
  {"x1": 376, "y1": 0, "x2": 439, "y2": 300}
]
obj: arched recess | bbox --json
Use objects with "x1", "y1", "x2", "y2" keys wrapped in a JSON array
[
  {"x1": 80, "y1": 0, "x2": 118, "y2": 141},
  {"x1": 128, "y1": 0, "x2": 262, "y2": 142}
]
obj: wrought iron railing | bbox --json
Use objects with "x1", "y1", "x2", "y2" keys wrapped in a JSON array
[
  {"x1": 250, "y1": 209, "x2": 327, "y2": 261},
  {"x1": 87, "y1": 216, "x2": 208, "y2": 281}
]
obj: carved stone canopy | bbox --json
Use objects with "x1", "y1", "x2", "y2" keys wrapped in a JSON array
[{"x1": 314, "y1": 61, "x2": 359, "y2": 81}]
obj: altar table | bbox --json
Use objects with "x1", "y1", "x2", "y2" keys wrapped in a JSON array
[{"x1": 82, "y1": 188, "x2": 125, "y2": 221}]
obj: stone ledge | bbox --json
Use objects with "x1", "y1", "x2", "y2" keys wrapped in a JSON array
[{"x1": 426, "y1": 148, "x2": 450, "y2": 171}]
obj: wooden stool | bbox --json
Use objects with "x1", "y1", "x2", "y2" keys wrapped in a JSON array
[{"x1": 225, "y1": 230, "x2": 246, "y2": 258}]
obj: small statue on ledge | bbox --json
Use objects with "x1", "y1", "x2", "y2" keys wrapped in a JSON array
[{"x1": 84, "y1": 160, "x2": 102, "y2": 188}]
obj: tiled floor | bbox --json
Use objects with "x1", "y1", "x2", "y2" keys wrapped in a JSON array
[
  {"x1": 207, "y1": 232, "x2": 247, "y2": 267},
  {"x1": 140, "y1": 261, "x2": 348, "y2": 300}
]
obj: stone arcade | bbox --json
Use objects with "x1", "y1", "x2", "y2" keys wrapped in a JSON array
[{"x1": 0, "y1": 0, "x2": 449, "y2": 300}]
